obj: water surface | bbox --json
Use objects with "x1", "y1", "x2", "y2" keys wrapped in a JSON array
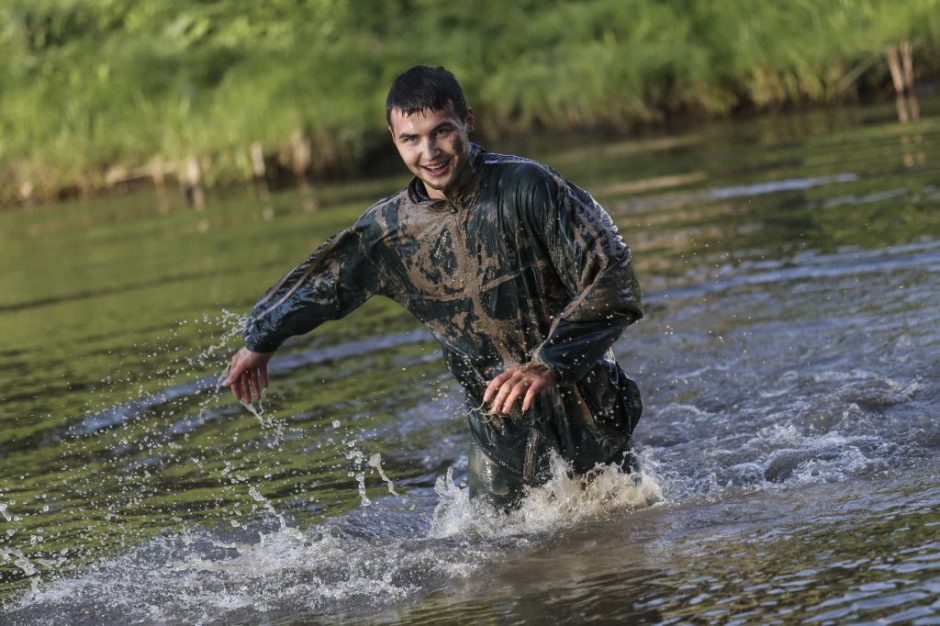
[{"x1": 1, "y1": 98, "x2": 939, "y2": 624}]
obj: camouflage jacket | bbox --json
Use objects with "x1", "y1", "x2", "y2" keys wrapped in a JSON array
[{"x1": 245, "y1": 144, "x2": 643, "y2": 481}]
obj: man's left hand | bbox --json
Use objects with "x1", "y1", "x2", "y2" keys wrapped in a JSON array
[{"x1": 484, "y1": 363, "x2": 555, "y2": 415}]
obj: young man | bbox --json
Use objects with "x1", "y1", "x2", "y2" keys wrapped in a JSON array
[{"x1": 223, "y1": 66, "x2": 643, "y2": 509}]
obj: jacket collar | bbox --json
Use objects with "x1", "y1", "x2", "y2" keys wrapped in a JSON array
[{"x1": 406, "y1": 143, "x2": 484, "y2": 212}]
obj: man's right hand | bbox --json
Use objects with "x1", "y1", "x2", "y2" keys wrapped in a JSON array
[{"x1": 221, "y1": 347, "x2": 273, "y2": 404}]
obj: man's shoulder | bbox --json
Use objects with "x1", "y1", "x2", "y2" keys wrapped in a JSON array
[
  {"x1": 365, "y1": 186, "x2": 409, "y2": 213},
  {"x1": 482, "y1": 151, "x2": 562, "y2": 182},
  {"x1": 480, "y1": 151, "x2": 568, "y2": 203},
  {"x1": 342, "y1": 188, "x2": 410, "y2": 242},
  {"x1": 359, "y1": 187, "x2": 409, "y2": 221}
]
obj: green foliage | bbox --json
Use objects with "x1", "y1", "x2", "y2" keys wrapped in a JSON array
[{"x1": 1, "y1": 0, "x2": 939, "y2": 202}]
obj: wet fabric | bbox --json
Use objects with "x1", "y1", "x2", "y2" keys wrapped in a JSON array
[{"x1": 244, "y1": 144, "x2": 643, "y2": 488}]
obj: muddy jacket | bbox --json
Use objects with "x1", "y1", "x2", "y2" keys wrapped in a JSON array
[{"x1": 244, "y1": 144, "x2": 643, "y2": 481}]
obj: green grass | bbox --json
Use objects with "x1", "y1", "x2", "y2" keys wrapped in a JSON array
[{"x1": 2, "y1": 0, "x2": 939, "y2": 203}]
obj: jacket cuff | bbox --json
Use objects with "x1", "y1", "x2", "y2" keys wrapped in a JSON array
[
  {"x1": 244, "y1": 326, "x2": 283, "y2": 354},
  {"x1": 529, "y1": 348, "x2": 580, "y2": 386}
]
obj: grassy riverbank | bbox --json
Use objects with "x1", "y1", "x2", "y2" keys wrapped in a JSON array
[{"x1": 2, "y1": 0, "x2": 939, "y2": 205}]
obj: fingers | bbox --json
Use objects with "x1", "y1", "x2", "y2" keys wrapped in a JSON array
[
  {"x1": 259, "y1": 364, "x2": 269, "y2": 389},
  {"x1": 247, "y1": 369, "x2": 260, "y2": 403},
  {"x1": 227, "y1": 359, "x2": 246, "y2": 401},
  {"x1": 239, "y1": 372, "x2": 252, "y2": 403},
  {"x1": 485, "y1": 365, "x2": 555, "y2": 415},
  {"x1": 521, "y1": 378, "x2": 548, "y2": 412},
  {"x1": 252, "y1": 367, "x2": 267, "y2": 401},
  {"x1": 483, "y1": 370, "x2": 513, "y2": 405},
  {"x1": 498, "y1": 378, "x2": 528, "y2": 415},
  {"x1": 238, "y1": 368, "x2": 265, "y2": 404},
  {"x1": 488, "y1": 370, "x2": 521, "y2": 414},
  {"x1": 223, "y1": 349, "x2": 272, "y2": 404},
  {"x1": 224, "y1": 352, "x2": 245, "y2": 395}
]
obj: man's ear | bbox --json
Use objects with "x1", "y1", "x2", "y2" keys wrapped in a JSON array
[{"x1": 465, "y1": 109, "x2": 476, "y2": 133}]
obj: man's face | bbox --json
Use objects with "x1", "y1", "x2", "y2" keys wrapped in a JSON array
[{"x1": 389, "y1": 104, "x2": 474, "y2": 200}]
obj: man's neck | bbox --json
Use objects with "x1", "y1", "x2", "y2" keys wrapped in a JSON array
[{"x1": 439, "y1": 145, "x2": 481, "y2": 207}]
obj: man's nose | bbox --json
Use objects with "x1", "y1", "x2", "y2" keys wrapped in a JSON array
[{"x1": 424, "y1": 136, "x2": 441, "y2": 158}]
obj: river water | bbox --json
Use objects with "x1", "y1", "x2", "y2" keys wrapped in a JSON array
[{"x1": 1, "y1": 98, "x2": 939, "y2": 625}]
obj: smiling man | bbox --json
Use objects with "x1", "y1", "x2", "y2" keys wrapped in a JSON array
[{"x1": 223, "y1": 66, "x2": 644, "y2": 509}]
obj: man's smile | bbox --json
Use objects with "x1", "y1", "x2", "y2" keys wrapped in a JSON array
[{"x1": 423, "y1": 161, "x2": 449, "y2": 176}]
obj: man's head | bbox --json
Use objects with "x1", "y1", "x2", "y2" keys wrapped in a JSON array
[{"x1": 387, "y1": 66, "x2": 475, "y2": 200}]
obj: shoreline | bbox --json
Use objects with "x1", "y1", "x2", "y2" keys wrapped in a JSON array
[{"x1": 4, "y1": 87, "x2": 935, "y2": 211}]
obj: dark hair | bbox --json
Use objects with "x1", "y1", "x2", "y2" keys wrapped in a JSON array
[{"x1": 386, "y1": 66, "x2": 470, "y2": 125}]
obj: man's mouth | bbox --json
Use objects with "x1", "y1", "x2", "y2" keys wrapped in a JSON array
[{"x1": 422, "y1": 161, "x2": 449, "y2": 177}]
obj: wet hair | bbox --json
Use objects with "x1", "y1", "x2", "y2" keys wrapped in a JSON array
[{"x1": 386, "y1": 66, "x2": 470, "y2": 126}]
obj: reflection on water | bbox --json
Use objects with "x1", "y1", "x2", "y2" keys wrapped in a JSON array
[{"x1": 1, "y1": 97, "x2": 939, "y2": 624}]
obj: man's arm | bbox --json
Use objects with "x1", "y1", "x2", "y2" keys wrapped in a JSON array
[
  {"x1": 528, "y1": 171, "x2": 642, "y2": 383},
  {"x1": 223, "y1": 220, "x2": 384, "y2": 403},
  {"x1": 485, "y1": 168, "x2": 642, "y2": 414}
]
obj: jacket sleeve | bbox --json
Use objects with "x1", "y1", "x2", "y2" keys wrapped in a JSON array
[
  {"x1": 526, "y1": 169, "x2": 643, "y2": 384},
  {"x1": 244, "y1": 219, "x2": 384, "y2": 353}
]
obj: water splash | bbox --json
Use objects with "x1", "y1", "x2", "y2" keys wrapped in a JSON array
[
  {"x1": 70, "y1": 310, "x2": 249, "y2": 437},
  {"x1": 6, "y1": 453, "x2": 663, "y2": 626},
  {"x1": 429, "y1": 453, "x2": 663, "y2": 539},
  {"x1": 368, "y1": 453, "x2": 399, "y2": 496},
  {"x1": 344, "y1": 439, "x2": 372, "y2": 506},
  {"x1": 1, "y1": 548, "x2": 40, "y2": 593}
]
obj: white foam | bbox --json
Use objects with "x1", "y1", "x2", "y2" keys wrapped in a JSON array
[{"x1": 429, "y1": 453, "x2": 663, "y2": 539}]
